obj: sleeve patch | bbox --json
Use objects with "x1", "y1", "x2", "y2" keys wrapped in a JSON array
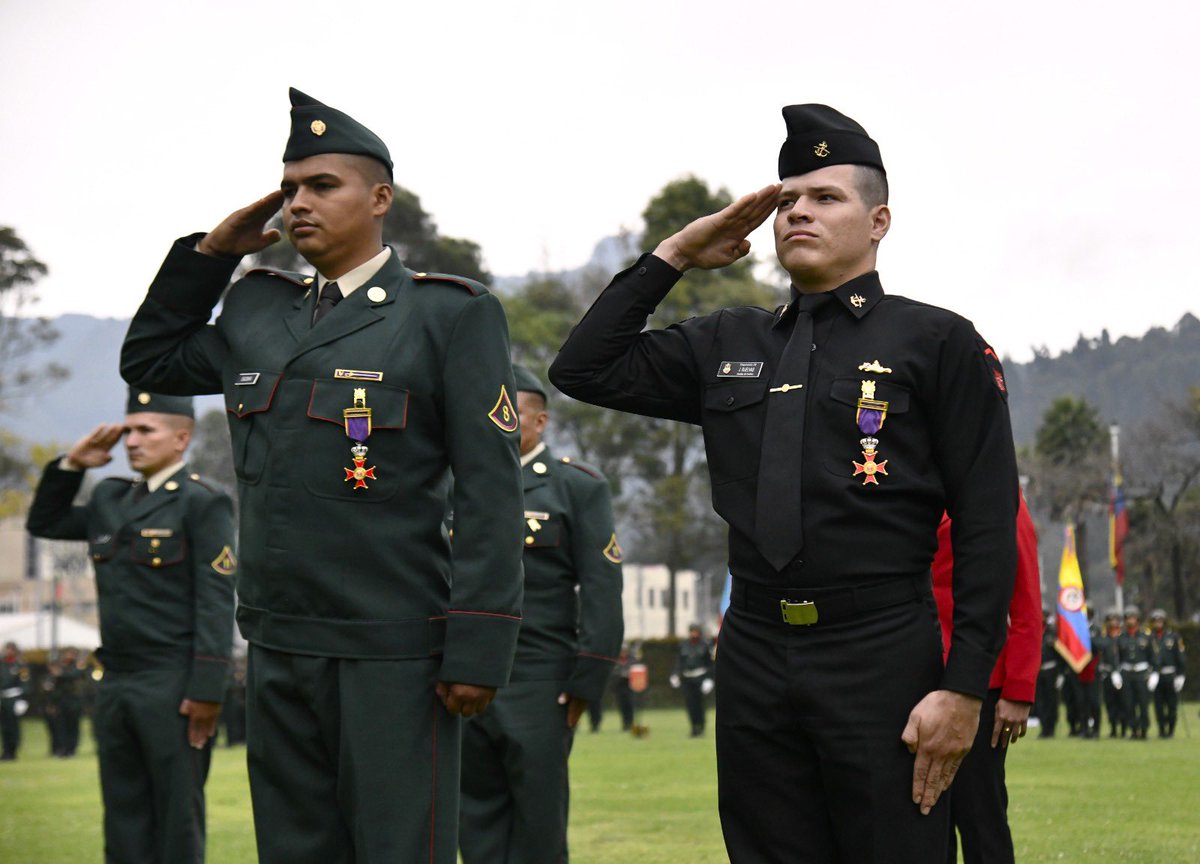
[
  {"x1": 211, "y1": 546, "x2": 237, "y2": 576},
  {"x1": 603, "y1": 533, "x2": 624, "y2": 564},
  {"x1": 981, "y1": 345, "x2": 1008, "y2": 399},
  {"x1": 488, "y1": 385, "x2": 519, "y2": 432}
]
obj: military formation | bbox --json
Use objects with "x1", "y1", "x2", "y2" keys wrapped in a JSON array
[
  {"x1": 3, "y1": 88, "x2": 1195, "y2": 864},
  {"x1": 1034, "y1": 606, "x2": 1187, "y2": 741}
]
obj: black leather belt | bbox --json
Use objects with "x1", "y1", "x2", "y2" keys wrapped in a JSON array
[{"x1": 731, "y1": 576, "x2": 926, "y2": 626}]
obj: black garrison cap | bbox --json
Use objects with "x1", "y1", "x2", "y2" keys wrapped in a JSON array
[
  {"x1": 283, "y1": 88, "x2": 393, "y2": 174},
  {"x1": 126, "y1": 388, "x2": 194, "y2": 418},
  {"x1": 778, "y1": 104, "x2": 885, "y2": 180},
  {"x1": 512, "y1": 365, "x2": 548, "y2": 402}
]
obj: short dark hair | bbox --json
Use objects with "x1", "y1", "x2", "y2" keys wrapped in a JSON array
[
  {"x1": 347, "y1": 153, "x2": 393, "y2": 189},
  {"x1": 855, "y1": 165, "x2": 889, "y2": 208}
]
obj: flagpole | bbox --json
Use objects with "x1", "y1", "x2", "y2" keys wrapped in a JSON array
[{"x1": 1110, "y1": 424, "x2": 1124, "y2": 614}]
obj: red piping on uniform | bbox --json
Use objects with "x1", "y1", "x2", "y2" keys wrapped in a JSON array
[
  {"x1": 577, "y1": 651, "x2": 618, "y2": 663},
  {"x1": 446, "y1": 610, "x2": 521, "y2": 621}
]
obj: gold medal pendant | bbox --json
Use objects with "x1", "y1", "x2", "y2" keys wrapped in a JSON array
[
  {"x1": 343, "y1": 443, "x2": 377, "y2": 489},
  {"x1": 851, "y1": 436, "x2": 889, "y2": 486}
]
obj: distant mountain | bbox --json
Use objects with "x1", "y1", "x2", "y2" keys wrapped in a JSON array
[{"x1": 3, "y1": 295, "x2": 1197, "y2": 453}]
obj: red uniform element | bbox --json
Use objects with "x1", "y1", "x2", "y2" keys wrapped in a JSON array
[{"x1": 932, "y1": 496, "x2": 1042, "y2": 702}]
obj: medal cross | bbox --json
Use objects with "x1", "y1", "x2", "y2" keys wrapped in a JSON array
[
  {"x1": 344, "y1": 455, "x2": 378, "y2": 490},
  {"x1": 852, "y1": 451, "x2": 889, "y2": 486}
]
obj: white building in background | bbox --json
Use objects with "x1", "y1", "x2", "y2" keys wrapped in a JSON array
[{"x1": 621, "y1": 563, "x2": 716, "y2": 640}]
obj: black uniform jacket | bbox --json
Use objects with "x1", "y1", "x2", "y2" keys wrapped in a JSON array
[
  {"x1": 517, "y1": 447, "x2": 624, "y2": 703},
  {"x1": 27, "y1": 462, "x2": 236, "y2": 702},
  {"x1": 549, "y1": 255, "x2": 1018, "y2": 696},
  {"x1": 120, "y1": 237, "x2": 525, "y2": 687}
]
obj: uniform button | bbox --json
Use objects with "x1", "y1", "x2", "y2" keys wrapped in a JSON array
[
  {"x1": 725, "y1": 396, "x2": 735, "y2": 406},
  {"x1": 150, "y1": 539, "x2": 161, "y2": 549},
  {"x1": 152, "y1": 557, "x2": 162, "y2": 567},
  {"x1": 525, "y1": 536, "x2": 534, "y2": 545},
  {"x1": 637, "y1": 266, "x2": 647, "y2": 275},
  {"x1": 93, "y1": 554, "x2": 102, "y2": 561}
]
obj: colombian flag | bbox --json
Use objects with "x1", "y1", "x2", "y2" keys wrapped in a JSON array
[
  {"x1": 1109, "y1": 472, "x2": 1129, "y2": 586},
  {"x1": 1055, "y1": 524, "x2": 1093, "y2": 673}
]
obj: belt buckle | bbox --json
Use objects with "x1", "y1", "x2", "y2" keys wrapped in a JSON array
[{"x1": 780, "y1": 599, "x2": 818, "y2": 626}]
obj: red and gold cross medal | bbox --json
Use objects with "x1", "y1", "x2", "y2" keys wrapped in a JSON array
[
  {"x1": 343, "y1": 388, "x2": 377, "y2": 490},
  {"x1": 851, "y1": 379, "x2": 889, "y2": 485}
]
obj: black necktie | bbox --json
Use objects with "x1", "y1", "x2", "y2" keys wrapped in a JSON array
[
  {"x1": 131, "y1": 482, "x2": 149, "y2": 503},
  {"x1": 753, "y1": 294, "x2": 828, "y2": 571},
  {"x1": 313, "y1": 281, "x2": 342, "y2": 325}
]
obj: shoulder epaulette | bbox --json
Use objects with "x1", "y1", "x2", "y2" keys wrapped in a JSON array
[
  {"x1": 97, "y1": 476, "x2": 137, "y2": 488},
  {"x1": 411, "y1": 271, "x2": 485, "y2": 297},
  {"x1": 244, "y1": 268, "x2": 314, "y2": 289},
  {"x1": 185, "y1": 473, "x2": 223, "y2": 495},
  {"x1": 559, "y1": 456, "x2": 601, "y2": 480}
]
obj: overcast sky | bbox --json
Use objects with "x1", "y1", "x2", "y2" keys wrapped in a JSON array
[{"x1": 3, "y1": 0, "x2": 1197, "y2": 362}]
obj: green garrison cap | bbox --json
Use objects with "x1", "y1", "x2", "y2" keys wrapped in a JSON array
[
  {"x1": 283, "y1": 88, "x2": 393, "y2": 174},
  {"x1": 512, "y1": 365, "x2": 547, "y2": 401},
  {"x1": 778, "y1": 104, "x2": 885, "y2": 180},
  {"x1": 126, "y1": 388, "x2": 194, "y2": 418}
]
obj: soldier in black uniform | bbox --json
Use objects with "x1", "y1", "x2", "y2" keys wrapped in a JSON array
[
  {"x1": 1033, "y1": 610, "x2": 1061, "y2": 738},
  {"x1": 120, "y1": 90, "x2": 524, "y2": 864},
  {"x1": 1094, "y1": 610, "x2": 1126, "y2": 737},
  {"x1": 458, "y1": 365, "x2": 623, "y2": 864},
  {"x1": 26, "y1": 389, "x2": 236, "y2": 863},
  {"x1": 613, "y1": 643, "x2": 636, "y2": 731},
  {"x1": 671, "y1": 624, "x2": 716, "y2": 736},
  {"x1": 1, "y1": 641, "x2": 30, "y2": 760},
  {"x1": 50, "y1": 646, "x2": 87, "y2": 756},
  {"x1": 550, "y1": 104, "x2": 1018, "y2": 864},
  {"x1": 1116, "y1": 606, "x2": 1153, "y2": 740},
  {"x1": 1148, "y1": 609, "x2": 1186, "y2": 738}
]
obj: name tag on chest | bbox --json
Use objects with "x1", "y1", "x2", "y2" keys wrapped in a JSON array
[{"x1": 716, "y1": 361, "x2": 764, "y2": 379}]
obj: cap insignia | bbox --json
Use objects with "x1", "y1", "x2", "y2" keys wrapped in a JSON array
[
  {"x1": 813, "y1": 140, "x2": 830, "y2": 158},
  {"x1": 850, "y1": 293, "x2": 866, "y2": 308},
  {"x1": 310, "y1": 119, "x2": 327, "y2": 136},
  {"x1": 137, "y1": 392, "x2": 151, "y2": 405}
]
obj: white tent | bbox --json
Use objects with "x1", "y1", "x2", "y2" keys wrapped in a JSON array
[{"x1": 0, "y1": 612, "x2": 101, "y2": 652}]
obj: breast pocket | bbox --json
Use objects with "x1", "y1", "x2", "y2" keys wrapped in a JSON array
[
  {"x1": 701, "y1": 380, "x2": 769, "y2": 484},
  {"x1": 523, "y1": 518, "x2": 561, "y2": 550},
  {"x1": 302, "y1": 379, "x2": 410, "y2": 501},
  {"x1": 823, "y1": 377, "x2": 917, "y2": 479},
  {"x1": 225, "y1": 370, "x2": 283, "y2": 484}
]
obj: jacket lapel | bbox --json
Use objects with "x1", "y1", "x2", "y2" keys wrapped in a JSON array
[{"x1": 286, "y1": 250, "x2": 406, "y2": 364}]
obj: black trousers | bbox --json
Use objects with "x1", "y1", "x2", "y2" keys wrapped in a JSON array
[
  {"x1": 615, "y1": 680, "x2": 634, "y2": 730},
  {"x1": 246, "y1": 646, "x2": 460, "y2": 864},
  {"x1": 683, "y1": 678, "x2": 708, "y2": 733},
  {"x1": 1101, "y1": 675, "x2": 1125, "y2": 734},
  {"x1": 96, "y1": 668, "x2": 211, "y2": 864},
  {"x1": 1034, "y1": 671, "x2": 1058, "y2": 735},
  {"x1": 1153, "y1": 679, "x2": 1178, "y2": 736},
  {"x1": 947, "y1": 688, "x2": 1013, "y2": 864},
  {"x1": 716, "y1": 594, "x2": 948, "y2": 864},
  {"x1": 0, "y1": 700, "x2": 20, "y2": 757}
]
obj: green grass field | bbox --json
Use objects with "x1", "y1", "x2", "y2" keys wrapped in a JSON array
[{"x1": 1, "y1": 707, "x2": 1198, "y2": 863}]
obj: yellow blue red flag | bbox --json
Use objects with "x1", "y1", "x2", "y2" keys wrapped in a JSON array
[{"x1": 1054, "y1": 523, "x2": 1093, "y2": 673}]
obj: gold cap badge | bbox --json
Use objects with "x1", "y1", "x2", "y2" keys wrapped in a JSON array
[
  {"x1": 137, "y1": 392, "x2": 151, "y2": 405},
  {"x1": 310, "y1": 119, "x2": 326, "y2": 136},
  {"x1": 813, "y1": 140, "x2": 830, "y2": 158}
]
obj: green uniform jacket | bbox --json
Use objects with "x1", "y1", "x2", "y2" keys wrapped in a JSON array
[
  {"x1": 518, "y1": 447, "x2": 623, "y2": 702},
  {"x1": 26, "y1": 462, "x2": 236, "y2": 702},
  {"x1": 1116, "y1": 630, "x2": 1154, "y2": 670},
  {"x1": 121, "y1": 238, "x2": 524, "y2": 686},
  {"x1": 1150, "y1": 630, "x2": 1186, "y2": 674}
]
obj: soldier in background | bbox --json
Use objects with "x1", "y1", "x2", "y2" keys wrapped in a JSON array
[
  {"x1": 53, "y1": 647, "x2": 87, "y2": 756},
  {"x1": 1116, "y1": 606, "x2": 1153, "y2": 740},
  {"x1": 613, "y1": 643, "x2": 636, "y2": 732},
  {"x1": 1034, "y1": 611, "x2": 1061, "y2": 737},
  {"x1": 1148, "y1": 609, "x2": 1186, "y2": 738},
  {"x1": 671, "y1": 624, "x2": 716, "y2": 737},
  {"x1": 1, "y1": 641, "x2": 30, "y2": 760},
  {"x1": 1094, "y1": 610, "x2": 1126, "y2": 738},
  {"x1": 223, "y1": 655, "x2": 247, "y2": 747}
]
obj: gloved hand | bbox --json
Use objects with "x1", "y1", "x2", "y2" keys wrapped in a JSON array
[
  {"x1": 1111, "y1": 671, "x2": 1123, "y2": 690},
  {"x1": 1148, "y1": 672, "x2": 1160, "y2": 691},
  {"x1": 1055, "y1": 674, "x2": 1064, "y2": 690},
  {"x1": 669, "y1": 674, "x2": 681, "y2": 689},
  {"x1": 13, "y1": 698, "x2": 28, "y2": 717},
  {"x1": 1174, "y1": 675, "x2": 1185, "y2": 693},
  {"x1": 701, "y1": 678, "x2": 714, "y2": 695}
]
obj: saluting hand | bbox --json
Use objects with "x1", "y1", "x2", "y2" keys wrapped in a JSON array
[
  {"x1": 196, "y1": 190, "x2": 286, "y2": 259},
  {"x1": 900, "y1": 689, "x2": 982, "y2": 815},
  {"x1": 179, "y1": 699, "x2": 222, "y2": 749},
  {"x1": 63, "y1": 424, "x2": 125, "y2": 470},
  {"x1": 436, "y1": 681, "x2": 496, "y2": 718},
  {"x1": 653, "y1": 184, "x2": 781, "y2": 273}
]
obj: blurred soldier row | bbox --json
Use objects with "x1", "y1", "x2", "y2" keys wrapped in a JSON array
[{"x1": 1034, "y1": 607, "x2": 1187, "y2": 739}]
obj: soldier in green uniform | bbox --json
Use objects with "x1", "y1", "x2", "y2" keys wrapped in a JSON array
[
  {"x1": 1095, "y1": 609, "x2": 1126, "y2": 738},
  {"x1": 26, "y1": 389, "x2": 236, "y2": 863},
  {"x1": 1115, "y1": 606, "x2": 1153, "y2": 740},
  {"x1": 458, "y1": 365, "x2": 623, "y2": 864},
  {"x1": 671, "y1": 624, "x2": 716, "y2": 736},
  {"x1": 1034, "y1": 610, "x2": 1062, "y2": 737},
  {"x1": 50, "y1": 646, "x2": 87, "y2": 756},
  {"x1": 1, "y1": 641, "x2": 30, "y2": 760},
  {"x1": 1148, "y1": 609, "x2": 1186, "y2": 738},
  {"x1": 120, "y1": 89, "x2": 524, "y2": 864}
]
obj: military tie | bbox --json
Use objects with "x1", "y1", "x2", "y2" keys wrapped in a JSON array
[
  {"x1": 130, "y1": 482, "x2": 149, "y2": 503},
  {"x1": 312, "y1": 281, "x2": 342, "y2": 325},
  {"x1": 753, "y1": 293, "x2": 829, "y2": 571}
]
